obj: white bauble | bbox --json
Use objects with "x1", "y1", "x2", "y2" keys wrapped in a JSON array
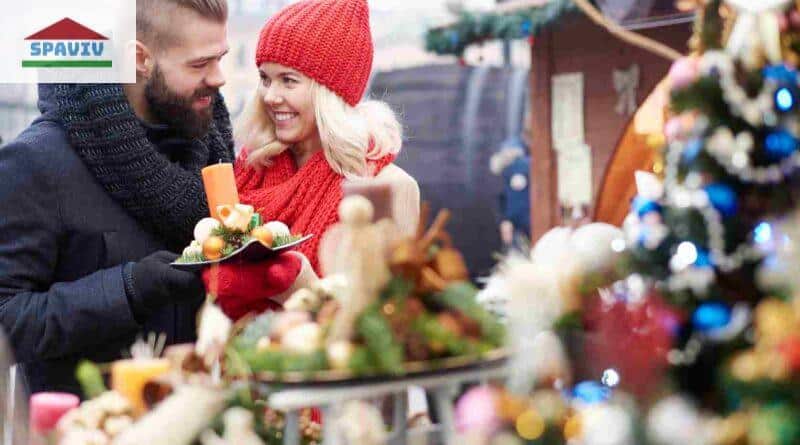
[
  {"x1": 281, "y1": 322, "x2": 322, "y2": 355},
  {"x1": 571, "y1": 223, "x2": 625, "y2": 275},
  {"x1": 647, "y1": 396, "x2": 706, "y2": 445},
  {"x1": 334, "y1": 401, "x2": 387, "y2": 445},
  {"x1": 312, "y1": 274, "x2": 350, "y2": 301},
  {"x1": 264, "y1": 221, "x2": 291, "y2": 238},
  {"x1": 270, "y1": 311, "x2": 312, "y2": 341},
  {"x1": 634, "y1": 171, "x2": 664, "y2": 200},
  {"x1": 183, "y1": 241, "x2": 202, "y2": 258},
  {"x1": 326, "y1": 341, "x2": 355, "y2": 370},
  {"x1": 194, "y1": 218, "x2": 221, "y2": 244},
  {"x1": 491, "y1": 432, "x2": 524, "y2": 445},
  {"x1": 284, "y1": 288, "x2": 321, "y2": 312},
  {"x1": 104, "y1": 415, "x2": 133, "y2": 437},
  {"x1": 531, "y1": 227, "x2": 572, "y2": 264},
  {"x1": 577, "y1": 403, "x2": 634, "y2": 445}
]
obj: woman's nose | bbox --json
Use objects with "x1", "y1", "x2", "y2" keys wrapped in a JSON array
[{"x1": 264, "y1": 86, "x2": 283, "y2": 105}]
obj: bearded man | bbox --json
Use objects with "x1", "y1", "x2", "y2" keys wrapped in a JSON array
[{"x1": 0, "y1": 0, "x2": 233, "y2": 394}]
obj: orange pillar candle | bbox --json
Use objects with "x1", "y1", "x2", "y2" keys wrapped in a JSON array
[
  {"x1": 111, "y1": 358, "x2": 171, "y2": 416},
  {"x1": 202, "y1": 163, "x2": 240, "y2": 220}
]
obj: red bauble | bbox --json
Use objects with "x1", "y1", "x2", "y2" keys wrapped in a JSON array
[{"x1": 581, "y1": 290, "x2": 683, "y2": 399}]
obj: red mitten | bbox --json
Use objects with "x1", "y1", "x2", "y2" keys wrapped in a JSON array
[{"x1": 201, "y1": 252, "x2": 302, "y2": 320}]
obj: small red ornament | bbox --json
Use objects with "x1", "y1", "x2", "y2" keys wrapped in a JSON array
[{"x1": 779, "y1": 336, "x2": 800, "y2": 372}]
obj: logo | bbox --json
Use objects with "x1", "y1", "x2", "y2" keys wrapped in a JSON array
[{"x1": 23, "y1": 18, "x2": 111, "y2": 68}]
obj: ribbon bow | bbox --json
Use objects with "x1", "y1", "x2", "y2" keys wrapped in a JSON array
[{"x1": 614, "y1": 64, "x2": 640, "y2": 116}]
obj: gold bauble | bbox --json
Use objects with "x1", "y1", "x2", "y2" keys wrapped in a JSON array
[
  {"x1": 497, "y1": 391, "x2": 529, "y2": 422},
  {"x1": 202, "y1": 236, "x2": 225, "y2": 260},
  {"x1": 531, "y1": 390, "x2": 568, "y2": 423},
  {"x1": 251, "y1": 225, "x2": 274, "y2": 247},
  {"x1": 709, "y1": 412, "x2": 750, "y2": 445},
  {"x1": 652, "y1": 158, "x2": 665, "y2": 176},
  {"x1": 563, "y1": 415, "x2": 582, "y2": 440},
  {"x1": 763, "y1": 350, "x2": 791, "y2": 381},
  {"x1": 730, "y1": 351, "x2": 762, "y2": 382},
  {"x1": 646, "y1": 133, "x2": 666, "y2": 149},
  {"x1": 515, "y1": 409, "x2": 546, "y2": 440},
  {"x1": 755, "y1": 299, "x2": 797, "y2": 345}
]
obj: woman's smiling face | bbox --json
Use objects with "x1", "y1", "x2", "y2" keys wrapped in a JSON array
[{"x1": 258, "y1": 62, "x2": 318, "y2": 146}]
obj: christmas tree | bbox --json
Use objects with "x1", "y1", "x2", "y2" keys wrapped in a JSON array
[
  {"x1": 455, "y1": 1, "x2": 800, "y2": 444},
  {"x1": 619, "y1": 0, "x2": 800, "y2": 441}
]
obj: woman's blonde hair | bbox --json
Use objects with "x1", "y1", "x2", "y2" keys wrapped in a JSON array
[{"x1": 235, "y1": 80, "x2": 402, "y2": 179}]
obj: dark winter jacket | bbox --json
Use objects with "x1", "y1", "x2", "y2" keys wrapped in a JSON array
[{"x1": 0, "y1": 84, "x2": 234, "y2": 394}]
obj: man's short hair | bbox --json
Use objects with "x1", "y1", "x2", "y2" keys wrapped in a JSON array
[{"x1": 137, "y1": 0, "x2": 228, "y2": 50}]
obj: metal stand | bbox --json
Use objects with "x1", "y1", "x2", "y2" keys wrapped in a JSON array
[{"x1": 266, "y1": 363, "x2": 508, "y2": 445}]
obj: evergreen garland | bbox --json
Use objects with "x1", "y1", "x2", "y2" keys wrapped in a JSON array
[{"x1": 424, "y1": 0, "x2": 577, "y2": 56}]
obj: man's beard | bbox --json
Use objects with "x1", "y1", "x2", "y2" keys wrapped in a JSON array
[{"x1": 144, "y1": 65, "x2": 217, "y2": 140}]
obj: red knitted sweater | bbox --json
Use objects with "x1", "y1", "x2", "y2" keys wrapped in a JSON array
[{"x1": 202, "y1": 148, "x2": 394, "y2": 320}]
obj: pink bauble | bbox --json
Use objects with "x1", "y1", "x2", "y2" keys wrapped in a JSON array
[
  {"x1": 668, "y1": 57, "x2": 699, "y2": 91},
  {"x1": 679, "y1": 113, "x2": 697, "y2": 133},
  {"x1": 663, "y1": 117, "x2": 682, "y2": 142},
  {"x1": 455, "y1": 386, "x2": 501, "y2": 434}
]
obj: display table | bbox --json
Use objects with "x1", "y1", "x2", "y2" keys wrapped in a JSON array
[{"x1": 264, "y1": 359, "x2": 509, "y2": 445}]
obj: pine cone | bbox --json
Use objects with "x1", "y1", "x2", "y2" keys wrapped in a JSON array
[{"x1": 405, "y1": 332, "x2": 431, "y2": 361}]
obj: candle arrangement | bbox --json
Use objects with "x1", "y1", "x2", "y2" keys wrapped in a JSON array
[{"x1": 174, "y1": 164, "x2": 310, "y2": 267}]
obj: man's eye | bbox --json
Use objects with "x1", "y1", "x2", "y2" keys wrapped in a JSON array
[{"x1": 192, "y1": 62, "x2": 208, "y2": 69}]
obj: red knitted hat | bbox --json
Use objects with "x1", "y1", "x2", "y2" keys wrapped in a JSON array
[{"x1": 255, "y1": 0, "x2": 373, "y2": 107}]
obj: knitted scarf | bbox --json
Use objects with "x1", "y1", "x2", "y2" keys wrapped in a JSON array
[
  {"x1": 236, "y1": 149, "x2": 395, "y2": 273},
  {"x1": 41, "y1": 84, "x2": 235, "y2": 250}
]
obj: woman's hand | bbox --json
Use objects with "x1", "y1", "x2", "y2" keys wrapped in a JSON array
[{"x1": 201, "y1": 252, "x2": 304, "y2": 320}]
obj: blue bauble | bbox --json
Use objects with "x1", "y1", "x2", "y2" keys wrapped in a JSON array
[
  {"x1": 572, "y1": 381, "x2": 612, "y2": 404},
  {"x1": 692, "y1": 302, "x2": 732, "y2": 332},
  {"x1": 763, "y1": 64, "x2": 798, "y2": 85},
  {"x1": 704, "y1": 183, "x2": 738, "y2": 217},
  {"x1": 765, "y1": 129, "x2": 799, "y2": 161},
  {"x1": 682, "y1": 138, "x2": 703, "y2": 163},
  {"x1": 632, "y1": 195, "x2": 661, "y2": 217},
  {"x1": 694, "y1": 248, "x2": 712, "y2": 267}
]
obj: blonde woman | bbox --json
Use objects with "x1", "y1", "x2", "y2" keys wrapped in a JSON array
[{"x1": 203, "y1": 0, "x2": 419, "y2": 319}]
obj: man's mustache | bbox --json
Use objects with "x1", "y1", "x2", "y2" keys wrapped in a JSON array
[{"x1": 193, "y1": 88, "x2": 218, "y2": 99}]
